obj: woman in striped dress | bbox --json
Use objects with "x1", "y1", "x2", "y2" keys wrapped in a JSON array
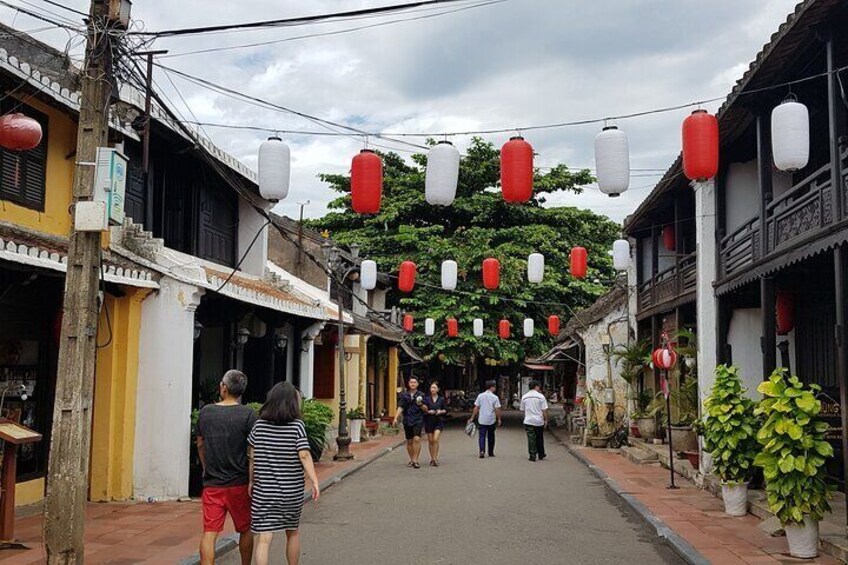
[{"x1": 249, "y1": 382, "x2": 320, "y2": 565}]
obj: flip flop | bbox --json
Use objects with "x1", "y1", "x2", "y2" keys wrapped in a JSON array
[
  {"x1": 412, "y1": 462, "x2": 421, "y2": 469},
  {"x1": 407, "y1": 461, "x2": 415, "y2": 467}
]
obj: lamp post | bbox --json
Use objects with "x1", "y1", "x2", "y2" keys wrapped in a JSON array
[{"x1": 322, "y1": 242, "x2": 360, "y2": 461}]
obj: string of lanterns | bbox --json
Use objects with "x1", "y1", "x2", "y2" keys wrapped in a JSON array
[
  {"x1": 256, "y1": 100, "x2": 812, "y2": 207},
  {"x1": 404, "y1": 313, "x2": 561, "y2": 340}
]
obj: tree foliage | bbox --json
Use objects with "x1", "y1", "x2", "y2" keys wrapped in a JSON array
[{"x1": 309, "y1": 138, "x2": 619, "y2": 365}]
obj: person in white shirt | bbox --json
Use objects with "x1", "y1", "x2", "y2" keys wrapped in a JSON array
[
  {"x1": 468, "y1": 380, "x2": 502, "y2": 458},
  {"x1": 520, "y1": 380, "x2": 549, "y2": 462}
]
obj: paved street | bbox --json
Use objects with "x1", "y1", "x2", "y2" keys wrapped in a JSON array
[{"x1": 226, "y1": 412, "x2": 682, "y2": 565}]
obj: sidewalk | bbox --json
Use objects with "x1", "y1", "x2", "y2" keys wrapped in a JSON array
[
  {"x1": 560, "y1": 436, "x2": 841, "y2": 564},
  {"x1": 0, "y1": 434, "x2": 404, "y2": 565}
]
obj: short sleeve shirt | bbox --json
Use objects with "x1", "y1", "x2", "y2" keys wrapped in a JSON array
[
  {"x1": 520, "y1": 390, "x2": 549, "y2": 427},
  {"x1": 423, "y1": 395, "x2": 446, "y2": 422},
  {"x1": 248, "y1": 419, "x2": 310, "y2": 501},
  {"x1": 196, "y1": 403, "x2": 258, "y2": 487},
  {"x1": 399, "y1": 390, "x2": 426, "y2": 426},
  {"x1": 475, "y1": 390, "x2": 501, "y2": 426}
]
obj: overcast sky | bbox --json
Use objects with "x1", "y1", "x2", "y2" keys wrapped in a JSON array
[{"x1": 2, "y1": 0, "x2": 800, "y2": 223}]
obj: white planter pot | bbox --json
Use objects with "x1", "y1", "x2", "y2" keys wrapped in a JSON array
[
  {"x1": 785, "y1": 517, "x2": 819, "y2": 559},
  {"x1": 721, "y1": 483, "x2": 748, "y2": 517},
  {"x1": 350, "y1": 419, "x2": 364, "y2": 443}
]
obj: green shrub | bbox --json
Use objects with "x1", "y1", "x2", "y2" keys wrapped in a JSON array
[
  {"x1": 701, "y1": 365, "x2": 758, "y2": 484},
  {"x1": 302, "y1": 398, "x2": 334, "y2": 449},
  {"x1": 754, "y1": 369, "x2": 835, "y2": 525},
  {"x1": 347, "y1": 406, "x2": 366, "y2": 420}
]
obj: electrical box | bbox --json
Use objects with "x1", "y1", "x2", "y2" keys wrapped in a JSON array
[
  {"x1": 108, "y1": 0, "x2": 132, "y2": 28},
  {"x1": 74, "y1": 201, "x2": 108, "y2": 232},
  {"x1": 93, "y1": 147, "x2": 128, "y2": 226}
]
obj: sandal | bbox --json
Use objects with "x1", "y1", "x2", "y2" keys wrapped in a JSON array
[
  {"x1": 433, "y1": 460, "x2": 440, "y2": 467},
  {"x1": 412, "y1": 462, "x2": 421, "y2": 469},
  {"x1": 407, "y1": 461, "x2": 415, "y2": 468},
  {"x1": 429, "y1": 460, "x2": 436, "y2": 467}
]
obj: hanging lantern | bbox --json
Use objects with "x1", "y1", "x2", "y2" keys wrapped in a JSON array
[
  {"x1": 0, "y1": 113, "x2": 42, "y2": 151},
  {"x1": 548, "y1": 315, "x2": 560, "y2": 336},
  {"x1": 652, "y1": 346, "x2": 678, "y2": 370},
  {"x1": 500, "y1": 136, "x2": 533, "y2": 203},
  {"x1": 612, "y1": 239, "x2": 630, "y2": 271},
  {"x1": 257, "y1": 136, "x2": 290, "y2": 202},
  {"x1": 403, "y1": 314, "x2": 414, "y2": 333},
  {"x1": 473, "y1": 318, "x2": 484, "y2": 337},
  {"x1": 594, "y1": 125, "x2": 630, "y2": 197},
  {"x1": 482, "y1": 258, "x2": 500, "y2": 290},
  {"x1": 441, "y1": 260, "x2": 458, "y2": 291},
  {"x1": 523, "y1": 318, "x2": 534, "y2": 338},
  {"x1": 498, "y1": 319, "x2": 511, "y2": 339},
  {"x1": 772, "y1": 99, "x2": 809, "y2": 172},
  {"x1": 351, "y1": 149, "x2": 383, "y2": 214},
  {"x1": 570, "y1": 247, "x2": 587, "y2": 279},
  {"x1": 425, "y1": 141, "x2": 460, "y2": 206},
  {"x1": 398, "y1": 261, "x2": 417, "y2": 293},
  {"x1": 424, "y1": 318, "x2": 435, "y2": 336},
  {"x1": 360, "y1": 259, "x2": 377, "y2": 291},
  {"x1": 776, "y1": 291, "x2": 795, "y2": 336},
  {"x1": 682, "y1": 109, "x2": 719, "y2": 181},
  {"x1": 527, "y1": 253, "x2": 544, "y2": 284},
  {"x1": 447, "y1": 318, "x2": 459, "y2": 338},
  {"x1": 662, "y1": 225, "x2": 676, "y2": 251}
]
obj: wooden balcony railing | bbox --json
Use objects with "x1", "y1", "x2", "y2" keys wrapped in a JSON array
[{"x1": 637, "y1": 252, "x2": 697, "y2": 313}]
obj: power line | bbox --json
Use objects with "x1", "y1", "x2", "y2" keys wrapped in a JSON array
[
  {"x1": 0, "y1": 0, "x2": 82, "y2": 30},
  {"x1": 128, "y1": 0, "x2": 497, "y2": 38},
  {"x1": 32, "y1": 0, "x2": 86, "y2": 17}
]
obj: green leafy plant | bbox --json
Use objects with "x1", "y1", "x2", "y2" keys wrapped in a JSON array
[
  {"x1": 754, "y1": 368, "x2": 835, "y2": 525},
  {"x1": 302, "y1": 398, "x2": 335, "y2": 459},
  {"x1": 612, "y1": 339, "x2": 651, "y2": 387},
  {"x1": 632, "y1": 389, "x2": 655, "y2": 418},
  {"x1": 347, "y1": 406, "x2": 366, "y2": 420},
  {"x1": 701, "y1": 365, "x2": 759, "y2": 484},
  {"x1": 670, "y1": 377, "x2": 699, "y2": 426}
]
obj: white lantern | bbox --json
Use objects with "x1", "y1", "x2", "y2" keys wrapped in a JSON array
[
  {"x1": 258, "y1": 136, "x2": 291, "y2": 202},
  {"x1": 473, "y1": 318, "x2": 484, "y2": 337},
  {"x1": 441, "y1": 260, "x2": 458, "y2": 290},
  {"x1": 425, "y1": 318, "x2": 435, "y2": 336},
  {"x1": 523, "y1": 318, "x2": 534, "y2": 337},
  {"x1": 594, "y1": 126, "x2": 630, "y2": 197},
  {"x1": 772, "y1": 99, "x2": 809, "y2": 172},
  {"x1": 360, "y1": 260, "x2": 377, "y2": 291},
  {"x1": 425, "y1": 141, "x2": 460, "y2": 206},
  {"x1": 612, "y1": 239, "x2": 630, "y2": 271},
  {"x1": 527, "y1": 253, "x2": 544, "y2": 283}
]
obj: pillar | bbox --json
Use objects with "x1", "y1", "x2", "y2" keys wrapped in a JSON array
[
  {"x1": 387, "y1": 346, "x2": 399, "y2": 417},
  {"x1": 761, "y1": 276, "x2": 776, "y2": 377},
  {"x1": 693, "y1": 179, "x2": 717, "y2": 417}
]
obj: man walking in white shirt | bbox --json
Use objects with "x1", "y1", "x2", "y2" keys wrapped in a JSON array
[
  {"x1": 520, "y1": 380, "x2": 549, "y2": 462},
  {"x1": 468, "y1": 380, "x2": 502, "y2": 458}
]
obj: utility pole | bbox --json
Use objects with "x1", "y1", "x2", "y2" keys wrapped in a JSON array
[{"x1": 44, "y1": 1, "x2": 115, "y2": 562}]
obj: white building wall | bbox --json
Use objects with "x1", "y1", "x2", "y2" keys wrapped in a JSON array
[
  {"x1": 577, "y1": 305, "x2": 629, "y2": 391},
  {"x1": 134, "y1": 277, "x2": 203, "y2": 500},
  {"x1": 726, "y1": 307, "x2": 797, "y2": 398},
  {"x1": 725, "y1": 160, "x2": 792, "y2": 233},
  {"x1": 237, "y1": 200, "x2": 270, "y2": 277},
  {"x1": 300, "y1": 321, "x2": 325, "y2": 399}
]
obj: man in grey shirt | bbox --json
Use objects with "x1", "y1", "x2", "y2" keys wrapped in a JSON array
[{"x1": 468, "y1": 380, "x2": 502, "y2": 458}]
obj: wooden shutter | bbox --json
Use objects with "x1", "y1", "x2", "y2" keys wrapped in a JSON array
[
  {"x1": 313, "y1": 342, "x2": 336, "y2": 399},
  {"x1": 0, "y1": 101, "x2": 48, "y2": 211}
]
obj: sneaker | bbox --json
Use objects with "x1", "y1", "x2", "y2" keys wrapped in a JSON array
[
  {"x1": 529, "y1": 456, "x2": 536, "y2": 461},
  {"x1": 479, "y1": 452, "x2": 485, "y2": 459},
  {"x1": 539, "y1": 455, "x2": 547, "y2": 460}
]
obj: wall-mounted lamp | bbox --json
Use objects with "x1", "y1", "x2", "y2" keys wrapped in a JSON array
[
  {"x1": 344, "y1": 352, "x2": 353, "y2": 361},
  {"x1": 236, "y1": 327, "x2": 250, "y2": 347},
  {"x1": 275, "y1": 333, "x2": 289, "y2": 353},
  {"x1": 194, "y1": 320, "x2": 203, "y2": 341}
]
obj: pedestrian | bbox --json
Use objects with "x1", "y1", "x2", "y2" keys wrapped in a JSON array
[
  {"x1": 249, "y1": 381, "x2": 321, "y2": 565},
  {"x1": 394, "y1": 376, "x2": 426, "y2": 468},
  {"x1": 468, "y1": 380, "x2": 502, "y2": 458},
  {"x1": 423, "y1": 381, "x2": 447, "y2": 466},
  {"x1": 521, "y1": 380, "x2": 550, "y2": 462},
  {"x1": 196, "y1": 370, "x2": 257, "y2": 565}
]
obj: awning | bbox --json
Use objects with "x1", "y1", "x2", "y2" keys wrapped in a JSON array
[
  {"x1": 531, "y1": 338, "x2": 579, "y2": 364},
  {"x1": 524, "y1": 363, "x2": 555, "y2": 371}
]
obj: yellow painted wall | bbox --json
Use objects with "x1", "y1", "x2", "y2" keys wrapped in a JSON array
[
  {"x1": 0, "y1": 96, "x2": 76, "y2": 237},
  {"x1": 15, "y1": 477, "x2": 44, "y2": 507},
  {"x1": 387, "y1": 346, "x2": 399, "y2": 417},
  {"x1": 320, "y1": 335, "x2": 361, "y2": 427},
  {"x1": 89, "y1": 287, "x2": 150, "y2": 502}
]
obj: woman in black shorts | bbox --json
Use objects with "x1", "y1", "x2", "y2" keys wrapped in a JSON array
[{"x1": 423, "y1": 381, "x2": 447, "y2": 466}]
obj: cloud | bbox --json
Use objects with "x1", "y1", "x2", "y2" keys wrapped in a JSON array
[{"x1": 2, "y1": 0, "x2": 800, "y2": 223}]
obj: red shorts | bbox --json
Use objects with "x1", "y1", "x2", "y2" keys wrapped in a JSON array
[{"x1": 202, "y1": 485, "x2": 251, "y2": 533}]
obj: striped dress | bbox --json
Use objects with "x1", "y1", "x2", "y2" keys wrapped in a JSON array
[{"x1": 248, "y1": 419, "x2": 310, "y2": 533}]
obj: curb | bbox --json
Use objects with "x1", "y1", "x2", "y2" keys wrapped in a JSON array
[
  {"x1": 553, "y1": 431, "x2": 709, "y2": 565},
  {"x1": 180, "y1": 438, "x2": 406, "y2": 565}
]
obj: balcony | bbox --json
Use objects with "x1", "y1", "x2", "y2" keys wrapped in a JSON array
[
  {"x1": 720, "y1": 152, "x2": 848, "y2": 281},
  {"x1": 637, "y1": 252, "x2": 697, "y2": 316}
]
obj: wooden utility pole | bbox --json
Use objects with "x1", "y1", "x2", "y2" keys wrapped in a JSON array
[{"x1": 44, "y1": 0, "x2": 114, "y2": 562}]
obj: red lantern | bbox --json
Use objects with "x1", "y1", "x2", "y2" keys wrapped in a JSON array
[
  {"x1": 398, "y1": 261, "x2": 417, "y2": 293},
  {"x1": 482, "y1": 258, "x2": 500, "y2": 290},
  {"x1": 500, "y1": 136, "x2": 533, "y2": 203},
  {"x1": 776, "y1": 292, "x2": 795, "y2": 336},
  {"x1": 447, "y1": 318, "x2": 459, "y2": 338},
  {"x1": 547, "y1": 315, "x2": 560, "y2": 336},
  {"x1": 498, "y1": 319, "x2": 511, "y2": 339},
  {"x1": 0, "y1": 113, "x2": 42, "y2": 151},
  {"x1": 351, "y1": 149, "x2": 383, "y2": 214},
  {"x1": 403, "y1": 314, "x2": 414, "y2": 333},
  {"x1": 652, "y1": 346, "x2": 678, "y2": 370},
  {"x1": 682, "y1": 109, "x2": 719, "y2": 181},
  {"x1": 570, "y1": 247, "x2": 587, "y2": 279},
  {"x1": 662, "y1": 225, "x2": 676, "y2": 251}
]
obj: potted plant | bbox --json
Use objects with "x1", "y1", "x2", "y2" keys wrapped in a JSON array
[
  {"x1": 754, "y1": 369, "x2": 835, "y2": 559},
  {"x1": 701, "y1": 365, "x2": 759, "y2": 516},
  {"x1": 347, "y1": 406, "x2": 366, "y2": 443},
  {"x1": 587, "y1": 421, "x2": 609, "y2": 448},
  {"x1": 633, "y1": 390, "x2": 659, "y2": 440},
  {"x1": 302, "y1": 398, "x2": 335, "y2": 461},
  {"x1": 667, "y1": 377, "x2": 699, "y2": 453},
  {"x1": 612, "y1": 339, "x2": 651, "y2": 417}
]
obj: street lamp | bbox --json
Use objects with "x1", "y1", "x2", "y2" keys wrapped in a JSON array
[{"x1": 322, "y1": 241, "x2": 360, "y2": 461}]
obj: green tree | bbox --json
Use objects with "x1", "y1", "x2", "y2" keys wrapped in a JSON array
[{"x1": 310, "y1": 138, "x2": 619, "y2": 366}]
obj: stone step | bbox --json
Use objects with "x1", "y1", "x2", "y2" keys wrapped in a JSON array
[{"x1": 621, "y1": 445, "x2": 658, "y2": 465}]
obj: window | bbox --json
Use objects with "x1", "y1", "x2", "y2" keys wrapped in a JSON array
[{"x1": 0, "y1": 101, "x2": 48, "y2": 211}]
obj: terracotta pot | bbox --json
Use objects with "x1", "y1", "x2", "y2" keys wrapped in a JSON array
[
  {"x1": 683, "y1": 451, "x2": 699, "y2": 470},
  {"x1": 636, "y1": 417, "x2": 656, "y2": 441},
  {"x1": 630, "y1": 424, "x2": 641, "y2": 438}
]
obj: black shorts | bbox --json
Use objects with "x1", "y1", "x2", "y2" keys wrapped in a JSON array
[
  {"x1": 404, "y1": 423, "x2": 423, "y2": 439},
  {"x1": 424, "y1": 418, "x2": 444, "y2": 434}
]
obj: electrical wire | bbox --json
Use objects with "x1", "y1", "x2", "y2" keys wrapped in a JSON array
[
  {"x1": 0, "y1": 0, "x2": 82, "y2": 30},
  {"x1": 33, "y1": 0, "x2": 86, "y2": 17},
  {"x1": 215, "y1": 220, "x2": 271, "y2": 292}
]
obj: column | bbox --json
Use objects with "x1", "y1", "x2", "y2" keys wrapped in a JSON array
[
  {"x1": 761, "y1": 276, "x2": 777, "y2": 376},
  {"x1": 387, "y1": 346, "x2": 399, "y2": 417},
  {"x1": 693, "y1": 180, "x2": 717, "y2": 402}
]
